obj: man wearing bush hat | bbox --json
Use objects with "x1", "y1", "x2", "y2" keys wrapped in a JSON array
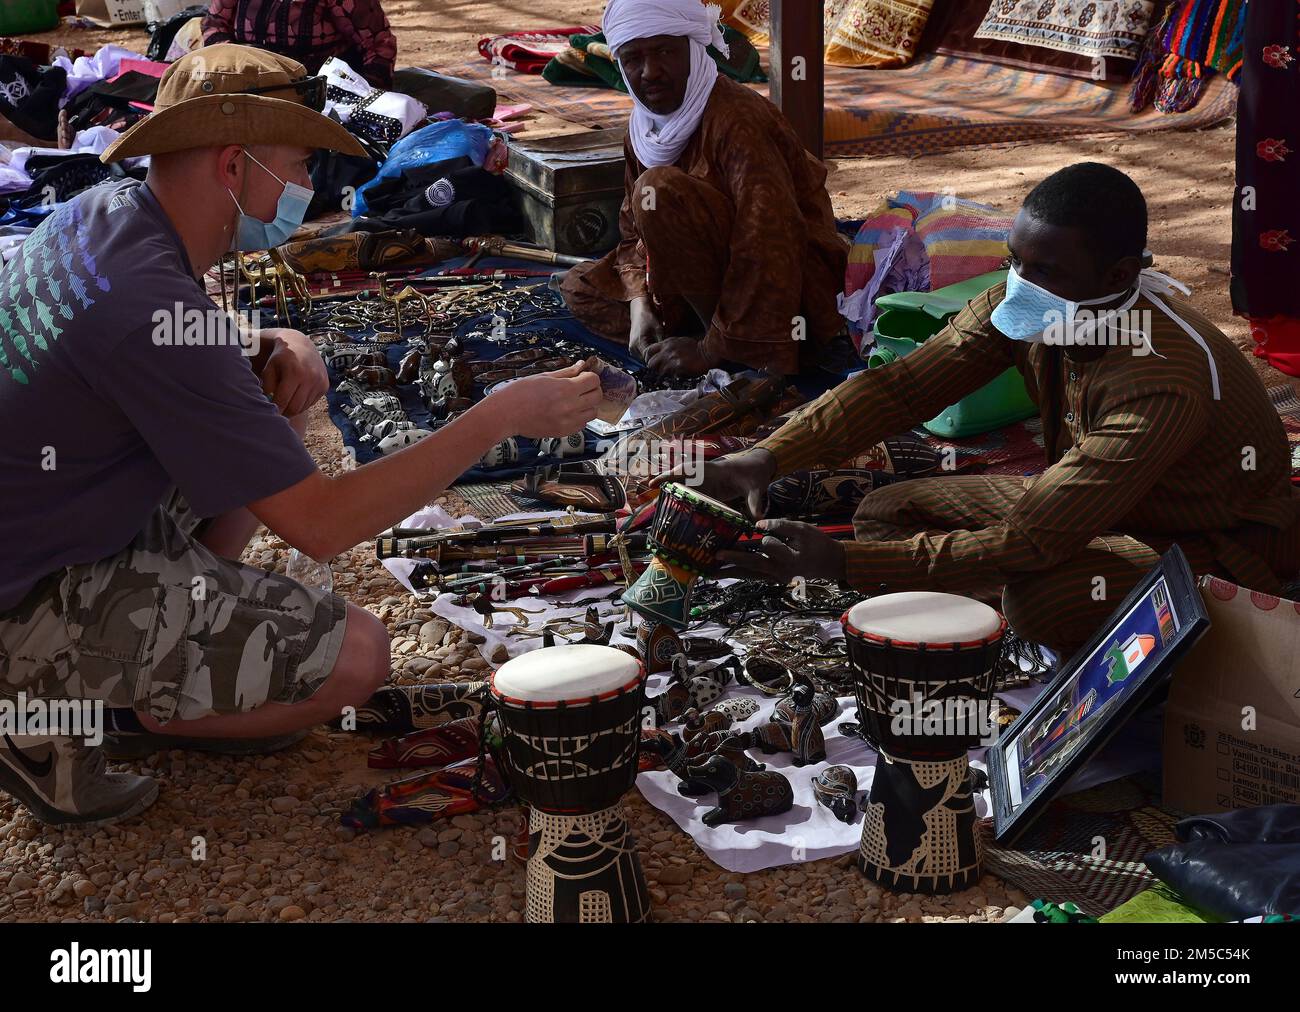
[{"x1": 0, "y1": 44, "x2": 600, "y2": 828}]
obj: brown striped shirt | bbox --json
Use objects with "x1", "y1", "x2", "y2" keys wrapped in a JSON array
[{"x1": 757, "y1": 283, "x2": 1300, "y2": 592}]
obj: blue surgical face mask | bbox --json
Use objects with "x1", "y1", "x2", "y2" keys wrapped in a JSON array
[
  {"x1": 991, "y1": 264, "x2": 1133, "y2": 344},
  {"x1": 227, "y1": 149, "x2": 313, "y2": 251}
]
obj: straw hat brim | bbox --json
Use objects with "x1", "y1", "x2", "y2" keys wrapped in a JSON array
[{"x1": 101, "y1": 92, "x2": 367, "y2": 163}]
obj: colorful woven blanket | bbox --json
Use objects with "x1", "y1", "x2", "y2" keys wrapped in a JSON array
[
  {"x1": 842, "y1": 191, "x2": 1011, "y2": 345},
  {"x1": 478, "y1": 26, "x2": 599, "y2": 74}
]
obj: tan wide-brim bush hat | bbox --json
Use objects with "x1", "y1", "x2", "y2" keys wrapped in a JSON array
[{"x1": 101, "y1": 43, "x2": 367, "y2": 163}]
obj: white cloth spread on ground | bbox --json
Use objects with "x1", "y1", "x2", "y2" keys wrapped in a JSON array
[
  {"x1": 602, "y1": 0, "x2": 728, "y2": 167},
  {"x1": 385, "y1": 506, "x2": 1162, "y2": 872}
]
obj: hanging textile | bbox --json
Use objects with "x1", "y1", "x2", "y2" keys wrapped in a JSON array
[{"x1": 1231, "y1": 0, "x2": 1300, "y2": 376}]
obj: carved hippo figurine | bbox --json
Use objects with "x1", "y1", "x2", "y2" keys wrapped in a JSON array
[
  {"x1": 789, "y1": 679, "x2": 827, "y2": 767},
  {"x1": 686, "y1": 754, "x2": 794, "y2": 827},
  {"x1": 811, "y1": 765, "x2": 859, "y2": 823}
]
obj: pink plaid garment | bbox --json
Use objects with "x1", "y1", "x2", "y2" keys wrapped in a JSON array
[{"x1": 202, "y1": 0, "x2": 397, "y2": 88}]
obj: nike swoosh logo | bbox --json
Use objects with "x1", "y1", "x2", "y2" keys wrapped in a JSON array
[{"x1": 3, "y1": 735, "x2": 53, "y2": 780}]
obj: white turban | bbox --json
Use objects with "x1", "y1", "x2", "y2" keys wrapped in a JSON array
[{"x1": 602, "y1": 0, "x2": 730, "y2": 168}]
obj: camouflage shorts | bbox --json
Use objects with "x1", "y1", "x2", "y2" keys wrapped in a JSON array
[{"x1": 0, "y1": 491, "x2": 348, "y2": 723}]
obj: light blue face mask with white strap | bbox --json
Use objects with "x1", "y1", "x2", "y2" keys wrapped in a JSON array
[
  {"x1": 227, "y1": 148, "x2": 313, "y2": 252},
  {"x1": 991, "y1": 260, "x2": 1221, "y2": 401}
]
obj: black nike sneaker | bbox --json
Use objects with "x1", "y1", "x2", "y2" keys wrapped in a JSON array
[{"x1": 0, "y1": 734, "x2": 158, "y2": 827}]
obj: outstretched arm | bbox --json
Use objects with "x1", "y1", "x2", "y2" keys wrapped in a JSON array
[{"x1": 249, "y1": 366, "x2": 601, "y2": 560}]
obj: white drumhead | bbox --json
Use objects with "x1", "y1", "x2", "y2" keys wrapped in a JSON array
[
  {"x1": 846, "y1": 592, "x2": 1002, "y2": 644},
  {"x1": 492, "y1": 644, "x2": 642, "y2": 702}
]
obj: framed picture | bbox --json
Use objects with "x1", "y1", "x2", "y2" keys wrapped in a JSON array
[{"x1": 988, "y1": 545, "x2": 1210, "y2": 845}]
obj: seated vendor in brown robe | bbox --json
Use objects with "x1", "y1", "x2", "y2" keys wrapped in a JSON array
[{"x1": 560, "y1": 0, "x2": 847, "y2": 377}]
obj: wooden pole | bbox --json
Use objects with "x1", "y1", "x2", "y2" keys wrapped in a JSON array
[{"x1": 768, "y1": 0, "x2": 825, "y2": 159}]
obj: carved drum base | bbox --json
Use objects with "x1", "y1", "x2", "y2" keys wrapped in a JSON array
[
  {"x1": 857, "y1": 752, "x2": 982, "y2": 895},
  {"x1": 525, "y1": 804, "x2": 651, "y2": 923}
]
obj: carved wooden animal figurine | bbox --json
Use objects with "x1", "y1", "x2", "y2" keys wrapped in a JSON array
[
  {"x1": 579, "y1": 605, "x2": 614, "y2": 645},
  {"x1": 396, "y1": 347, "x2": 425, "y2": 384},
  {"x1": 686, "y1": 755, "x2": 794, "y2": 827},
  {"x1": 644, "y1": 733, "x2": 705, "y2": 797},
  {"x1": 684, "y1": 728, "x2": 733, "y2": 761},
  {"x1": 648, "y1": 682, "x2": 690, "y2": 725},
  {"x1": 348, "y1": 364, "x2": 398, "y2": 388},
  {"x1": 465, "y1": 593, "x2": 541, "y2": 629},
  {"x1": 642, "y1": 732, "x2": 765, "y2": 797},
  {"x1": 811, "y1": 765, "x2": 859, "y2": 823},
  {"x1": 772, "y1": 674, "x2": 839, "y2": 727},
  {"x1": 678, "y1": 733, "x2": 764, "y2": 797},
  {"x1": 538, "y1": 432, "x2": 586, "y2": 459},
  {"x1": 376, "y1": 429, "x2": 430, "y2": 455},
  {"x1": 710, "y1": 697, "x2": 759, "y2": 722},
  {"x1": 681, "y1": 707, "x2": 732, "y2": 743},
  {"x1": 669, "y1": 654, "x2": 736, "y2": 711},
  {"x1": 789, "y1": 678, "x2": 827, "y2": 767},
  {"x1": 739, "y1": 720, "x2": 794, "y2": 755},
  {"x1": 327, "y1": 346, "x2": 387, "y2": 371}
]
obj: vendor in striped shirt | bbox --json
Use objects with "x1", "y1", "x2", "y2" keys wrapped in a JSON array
[{"x1": 683, "y1": 163, "x2": 1300, "y2": 654}]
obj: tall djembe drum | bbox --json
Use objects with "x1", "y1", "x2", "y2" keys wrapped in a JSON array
[
  {"x1": 842, "y1": 593, "x2": 1005, "y2": 894},
  {"x1": 491, "y1": 644, "x2": 652, "y2": 923}
]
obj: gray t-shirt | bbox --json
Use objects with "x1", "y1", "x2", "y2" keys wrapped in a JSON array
[{"x1": 0, "y1": 179, "x2": 317, "y2": 612}]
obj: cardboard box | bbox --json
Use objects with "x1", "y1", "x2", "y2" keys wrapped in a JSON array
[
  {"x1": 75, "y1": 0, "x2": 145, "y2": 25},
  {"x1": 1163, "y1": 575, "x2": 1300, "y2": 813}
]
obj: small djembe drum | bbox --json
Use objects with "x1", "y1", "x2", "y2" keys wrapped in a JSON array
[
  {"x1": 490, "y1": 644, "x2": 652, "y2": 923},
  {"x1": 842, "y1": 592, "x2": 1005, "y2": 894},
  {"x1": 622, "y1": 483, "x2": 753, "y2": 629}
]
